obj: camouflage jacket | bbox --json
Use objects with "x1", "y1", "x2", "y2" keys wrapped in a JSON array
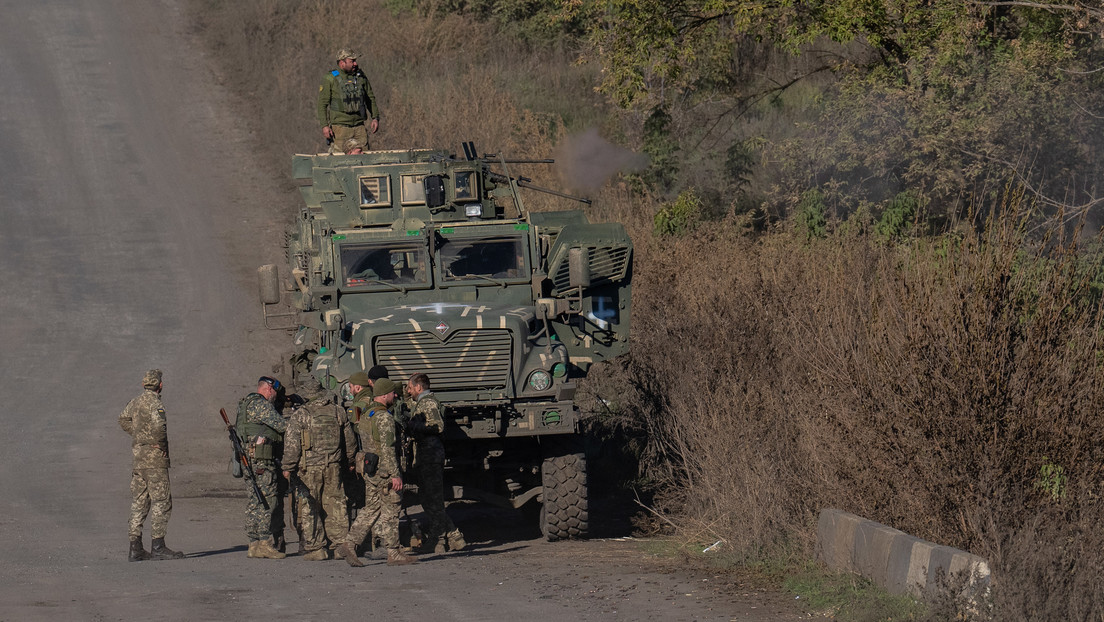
[
  {"x1": 316, "y1": 67, "x2": 379, "y2": 128},
  {"x1": 282, "y1": 395, "x2": 357, "y2": 473},
  {"x1": 118, "y1": 389, "x2": 170, "y2": 469},
  {"x1": 354, "y1": 396, "x2": 401, "y2": 479},
  {"x1": 406, "y1": 391, "x2": 446, "y2": 465},
  {"x1": 236, "y1": 392, "x2": 287, "y2": 462}
]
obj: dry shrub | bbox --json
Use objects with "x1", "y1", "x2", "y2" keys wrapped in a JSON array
[{"x1": 604, "y1": 191, "x2": 1104, "y2": 617}]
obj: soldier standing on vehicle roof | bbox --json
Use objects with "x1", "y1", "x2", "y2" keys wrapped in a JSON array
[
  {"x1": 237, "y1": 376, "x2": 288, "y2": 559},
  {"x1": 282, "y1": 378, "x2": 358, "y2": 560},
  {"x1": 318, "y1": 49, "x2": 379, "y2": 154},
  {"x1": 336, "y1": 378, "x2": 417, "y2": 566},
  {"x1": 406, "y1": 373, "x2": 466, "y2": 554},
  {"x1": 119, "y1": 369, "x2": 185, "y2": 561}
]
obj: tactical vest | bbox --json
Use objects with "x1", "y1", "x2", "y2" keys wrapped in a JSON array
[
  {"x1": 236, "y1": 393, "x2": 280, "y2": 460},
  {"x1": 302, "y1": 400, "x2": 343, "y2": 456}
]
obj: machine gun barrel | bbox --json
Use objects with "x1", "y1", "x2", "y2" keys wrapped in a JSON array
[
  {"x1": 482, "y1": 156, "x2": 555, "y2": 164},
  {"x1": 487, "y1": 170, "x2": 592, "y2": 205}
]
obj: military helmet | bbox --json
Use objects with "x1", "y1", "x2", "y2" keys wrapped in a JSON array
[{"x1": 142, "y1": 369, "x2": 162, "y2": 389}]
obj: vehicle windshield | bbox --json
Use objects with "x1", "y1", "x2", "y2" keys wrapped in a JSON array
[
  {"x1": 340, "y1": 242, "x2": 429, "y2": 288},
  {"x1": 440, "y1": 235, "x2": 527, "y2": 282}
]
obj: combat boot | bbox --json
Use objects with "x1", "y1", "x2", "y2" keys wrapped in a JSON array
[
  {"x1": 273, "y1": 533, "x2": 286, "y2": 554},
  {"x1": 302, "y1": 548, "x2": 330, "y2": 561},
  {"x1": 417, "y1": 536, "x2": 439, "y2": 555},
  {"x1": 446, "y1": 529, "x2": 467, "y2": 552},
  {"x1": 251, "y1": 538, "x2": 287, "y2": 559},
  {"x1": 386, "y1": 548, "x2": 418, "y2": 566},
  {"x1": 128, "y1": 537, "x2": 150, "y2": 562},
  {"x1": 246, "y1": 540, "x2": 257, "y2": 558},
  {"x1": 336, "y1": 541, "x2": 364, "y2": 567},
  {"x1": 151, "y1": 537, "x2": 185, "y2": 560}
]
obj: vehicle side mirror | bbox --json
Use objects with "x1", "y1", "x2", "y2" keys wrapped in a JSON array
[
  {"x1": 568, "y1": 247, "x2": 591, "y2": 289},
  {"x1": 424, "y1": 175, "x2": 446, "y2": 208},
  {"x1": 258, "y1": 264, "x2": 281, "y2": 304}
]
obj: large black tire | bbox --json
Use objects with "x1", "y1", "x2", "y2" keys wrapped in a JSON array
[{"x1": 540, "y1": 437, "x2": 589, "y2": 541}]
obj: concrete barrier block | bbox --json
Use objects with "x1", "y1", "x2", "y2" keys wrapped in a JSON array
[
  {"x1": 817, "y1": 508, "x2": 863, "y2": 571},
  {"x1": 816, "y1": 509, "x2": 990, "y2": 606}
]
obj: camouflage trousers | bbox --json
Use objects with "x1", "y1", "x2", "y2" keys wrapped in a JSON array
[
  {"x1": 417, "y1": 460, "x2": 456, "y2": 540},
  {"x1": 294, "y1": 463, "x2": 349, "y2": 551},
  {"x1": 346, "y1": 474, "x2": 400, "y2": 550},
  {"x1": 330, "y1": 123, "x2": 369, "y2": 153},
  {"x1": 244, "y1": 460, "x2": 281, "y2": 542},
  {"x1": 130, "y1": 467, "x2": 172, "y2": 539}
]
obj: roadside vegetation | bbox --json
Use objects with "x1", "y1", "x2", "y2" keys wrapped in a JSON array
[{"x1": 188, "y1": 1, "x2": 1104, "y2": 618}]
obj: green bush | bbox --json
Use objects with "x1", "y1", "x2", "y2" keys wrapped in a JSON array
[{"x1": 653, "y1": 189, "x2": 702, "y2": 236}]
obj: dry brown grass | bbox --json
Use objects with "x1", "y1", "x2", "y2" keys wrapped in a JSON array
[{"x1": 188, "y1": 2, "x2": 1104, "y2": 616}]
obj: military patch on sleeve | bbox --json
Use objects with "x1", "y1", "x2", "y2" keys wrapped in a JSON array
[{"x1": 158, "y1": 408, "x2": 166, "y2": 415}]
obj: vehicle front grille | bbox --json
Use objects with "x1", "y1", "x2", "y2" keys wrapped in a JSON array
[{"x1": 374, "y1": 329, "x2": 512, "y2": 390}]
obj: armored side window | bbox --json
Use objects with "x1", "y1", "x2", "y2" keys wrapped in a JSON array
[
  {"x1": 400, "y1": 174, "x2": 426, "y2": 205},
  {"x1": 359, "y1": 176, "x2": 391, "y2": 208},
  {"x1": 453, "y1": 171, "x2": 479, "y2": 202}
]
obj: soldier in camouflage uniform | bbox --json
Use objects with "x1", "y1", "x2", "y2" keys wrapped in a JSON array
[
  {"x1": 317, "y1": 49, "x2": 380, "y2": 153},
  {"x1": 342, "y1": 366, "x2": 389, "y2": 524},
  {"x1": 118, "y1": 369, "x2": 185, "y2": 561},
  {"x1": 335, "y1": 378, "x2": 417, "y2": 566},
  {"x1": 406, "y1": 373, "x2": 466, "y2": 554},
  {"x1": 236, "y1": 376, "x2": 288, "y2": 559},
  {"x1": 281, "y1": 379, "x2": 358, "y2": 560}
]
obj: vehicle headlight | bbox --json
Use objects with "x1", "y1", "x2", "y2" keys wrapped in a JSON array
[
  {"x1": 551, "y1": 362, "x2": 567, "y2": 378},
  {"x1": 528, "y1": 370, "x2": 552, "y2": 391},
  {"x1": 464, "y1": 203, "x2": 483, "y2": 217}
]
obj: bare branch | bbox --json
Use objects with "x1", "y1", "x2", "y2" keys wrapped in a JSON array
[{"x1": 970, "y1": 1, "x2": 1104, "y2": 19}]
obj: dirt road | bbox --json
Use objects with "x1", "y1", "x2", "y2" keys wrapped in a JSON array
[{"x1": 0, "y1": 1, "x2": 807, "y2": 619}]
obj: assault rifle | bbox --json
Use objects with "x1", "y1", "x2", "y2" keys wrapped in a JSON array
[{"x1": 220, "y1": 407, "x2": 269, "y2": 510}]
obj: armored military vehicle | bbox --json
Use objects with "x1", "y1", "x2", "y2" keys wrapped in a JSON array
[{"x1": 259, "y1": 143, "x2": 631, "y2": 539}]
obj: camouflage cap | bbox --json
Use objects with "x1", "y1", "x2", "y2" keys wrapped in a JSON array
[
  {"x1": 372, "y1": 378, "x2": 399, "y2": 398},
  {"x1": 367, "y1": 365, "x2": 389, "y2": 380},
  {"x1": 348, "y1": 371, "x2": 372, "y2": 386},
  {"x1": 336, "y1": 49, "x2": 358, "y2": 61},
  {"x1": 142, "y1": 369, "x2": 162, "y2": 389}
]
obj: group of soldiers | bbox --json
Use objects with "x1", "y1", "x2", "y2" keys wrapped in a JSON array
[
  {"x1": 119, "y1": 365, "x2": 466, "y2": 566},
  {"x1": 119, "y1": 50, "x2": 421, "y2": 564}
]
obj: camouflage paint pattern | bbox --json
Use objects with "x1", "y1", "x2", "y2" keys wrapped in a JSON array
[
  {"x1": 129, "y1": 468, "x2": 171, "y2": 539},
  {"x1": 118, "y1": 389, "x2": 170, "y2": 469},
  {"x1": 245, "y1": 461, "x2": 280, "y2": 541},
  {"x1": 346, "y1": 474, "x2": 400, "y2": 550},
  {"x1": 294, "y1": 464, "x2": 349, "y2": 551}
]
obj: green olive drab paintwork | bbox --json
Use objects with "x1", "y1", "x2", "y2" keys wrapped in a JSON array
[{"x1": 267, "y1": 146, "x2": 631, "y2": 536}]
